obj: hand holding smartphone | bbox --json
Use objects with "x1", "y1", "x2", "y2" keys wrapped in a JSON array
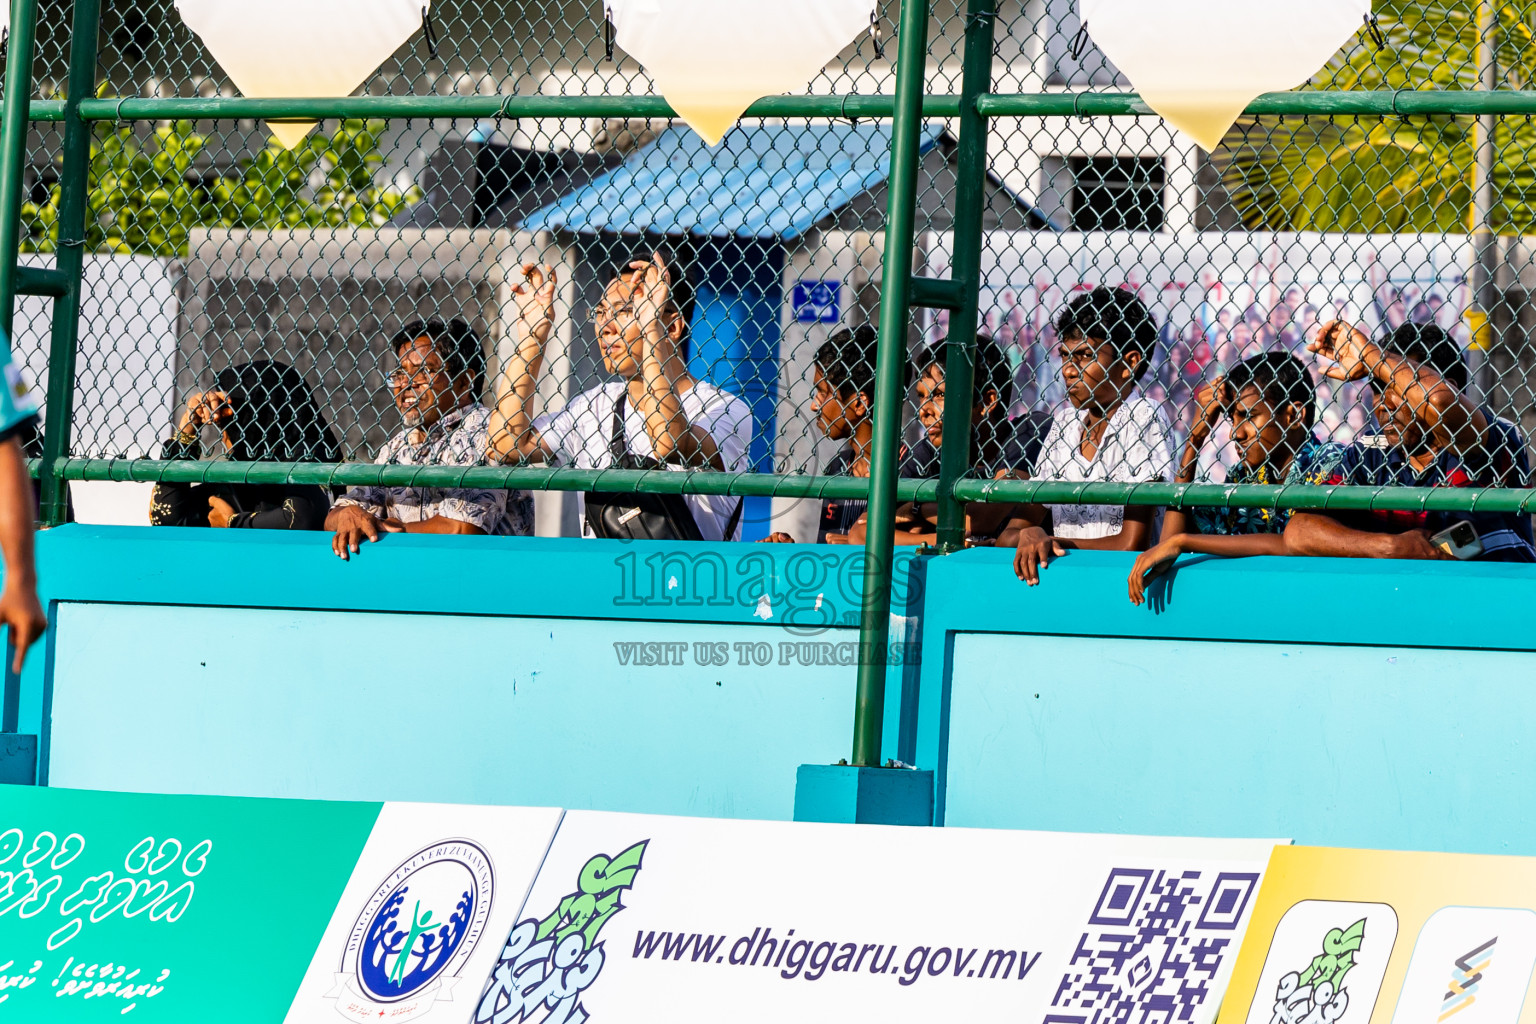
[{"x1": 1431, "y1": 521, "x2": 1483, "y2": 561}]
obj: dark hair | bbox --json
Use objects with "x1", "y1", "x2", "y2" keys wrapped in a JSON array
[
  {"x1": 814, "y1": 325, "x2": 915, "y2": 404},
  {"x1": 816, "y1": 325, "x2": 880, "y2": 402},
  {"x1": 1054, "y1": 287, "x2": 1158, "y2": 381},
  {"x1": 613, "y1": 250, "x2": 695, "y2": 359},
  {"x1": 913, "y1": 333, "x2": 1014, "y2": 408},
  {"x1": 1225, "y1": 351, "x2": 1317, "y2": 429},
  {"x1": 1383, "y1": 322, "x2": 1467, "y2": 389},
  {"x1": 393, "y1": 318, "x2": 487, "y2": 395},
  {"x1": 213, "y1": 359, "x2": 340, "y2": 462}
]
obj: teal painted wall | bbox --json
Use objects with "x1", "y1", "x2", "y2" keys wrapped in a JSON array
[
  {"x1": 48, "y1": 603, "x2": 855, "y2": 817},
  {"x1": 20, "y1": 526, "x2": 1536, "y2": 852},
  {"x1": 944, "y1": 634, "x2": 1534, "y2": 851},
  {"x1": 18, "y1": 526, "x2": 922, "y2": 821},
  {"x1": 919, "y1": 548, "x2": 1536, "y2": 853}
]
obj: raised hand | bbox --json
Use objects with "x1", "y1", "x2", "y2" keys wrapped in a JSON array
[
  {"x1": 489, "y1": 266, "x2": 561, "y2": 466},
  {"x1": 629, "y1": 252, "x2": 672, "y2": 332},
  {"x1": 1307, "y1": 320, "x2": 1380, "y2": 382},
  {"x1": 512, "y1": 264, "x2": 558, "y2": 349},
  {"x1": 1191, "y1": 375, "x2": 1227, "y2": 435},
  {"x1": 178, "y1": 389, "x2": 233, "y2": 434}
]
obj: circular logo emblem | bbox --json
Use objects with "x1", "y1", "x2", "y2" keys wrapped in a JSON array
[{"x1": 344, "y1": 839, "x2": 494, "y2": 1004}]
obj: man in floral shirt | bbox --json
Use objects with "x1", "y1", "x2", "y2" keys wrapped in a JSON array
[{"x1": 328, "y1": 319, "x2": 534, "y2": 559}]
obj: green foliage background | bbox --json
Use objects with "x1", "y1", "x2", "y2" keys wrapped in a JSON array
[
  {"x1": 21, "y1": 117, "x2": 420, "y2": 257},
  {"x1": 1215, "y1": 0, "x2": 1536, "y2": 233}
]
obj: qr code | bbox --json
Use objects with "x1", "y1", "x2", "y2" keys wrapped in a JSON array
[{"x1": 1045, "y1": 868, "x2": 1261, "y2": 1024}]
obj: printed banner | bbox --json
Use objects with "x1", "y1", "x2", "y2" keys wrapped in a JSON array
[
  {"x1": 2, "y1": 785, "x2": 1283, "y2": 1023},
  {"x1": 0, "y1": 784, "x2": 379, "y2": 1021},
  {"x1": 284, "y1": 804, "x2": 563, "y2": 1024},
  {"x1": 473, "y1": 810, "x2": 1281, "y2": 1023},
  {"x1": 1216, "y1": 846, "x2": 1536, "y2": 1024}
]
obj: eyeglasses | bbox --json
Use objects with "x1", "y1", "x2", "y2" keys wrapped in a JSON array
[
  {"x1": 586, "y1": 302, "x2": 635, "y2": 325},
  {"x1": 387, "y1": 365, "x2": 441, "y2": 388}
]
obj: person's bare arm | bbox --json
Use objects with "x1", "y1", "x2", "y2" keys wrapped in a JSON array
[
  {"x1": 1013, "y1": 505, "x2": 1154, "y2": 585},
  {"x1": 399, "y1": 517, "x2": 486, "y2": 536},
  {"x1": 964, "y1": 499, "x2": 1015, "y2": 540},
  {"x1": 327, "y1": 503, "x2": 401, "y2": 561},
  {"x1": 0, "y1": 437, "x2": 45, "y2": 672},
  {"x1": 1162, "y1": 378, "x2": 1225, "y2": 543},
  {"x1": 846, "y1": 505, "x2": 940, "y2": 547},
  {"x1": 1283, "y1": 511, "x2": 1448, "y2": 560},
  {"x1": 1128, "y1": 531, "x2": 1286, "y2": 605},
  {"x1": 1310, "y1": 320, "x2": 1486, "y2": 457},
  {"x1": 996, "y1": 502, "x2": 1049, "y2": 549},
  {"x1": 1067, "y1": 505, "x2": 1155, "y2": 552},
  {"x1": 488, "y1": 263, "x2": 559, "y2": 465},
  {"x1": 1160, "y1": 507, "x2": 1191, "y2": 542},
  {"x1": 630, "y1": 254, "x2": 723, "y2": 469}
]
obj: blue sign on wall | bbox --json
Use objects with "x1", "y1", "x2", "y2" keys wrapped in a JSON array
[{"x1": 792, "y1": 279, "x2": 842, "y2": 324}]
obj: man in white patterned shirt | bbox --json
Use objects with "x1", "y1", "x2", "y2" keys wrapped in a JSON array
[
  {"x1": 328, "y1": 319, "x2": 534, "y2": 559},
  {"x1": 1002, "y1": 287, "x2": 1174, "y2": 584}
]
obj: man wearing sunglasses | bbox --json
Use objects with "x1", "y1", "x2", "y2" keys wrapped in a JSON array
[{"x1": 328, "y1": 318, "x2": 534, "y2": 560}]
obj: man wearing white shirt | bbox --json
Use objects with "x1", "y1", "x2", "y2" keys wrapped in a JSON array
[
  {"x1": 1002, "y1": 287, "x2": 1174, "y2": 584},
  {"x1": 487, "y1": 252, "x2": 752, "y2": 541}
]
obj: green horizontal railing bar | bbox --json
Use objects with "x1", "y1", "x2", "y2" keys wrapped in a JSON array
[
  {"x1": 950, "y1": 478, "x2": 1536, "y2": 514},
  {"x1": 20, "y1": 90, "x2": 1536, "y2": 124},
  {"x1": 909, "y1": 276, "x2": 965, "y2": 310},
  {"x1": 14, "y1": 266, "x2": 67, "y2": 297},
  {"x1": 56, "y1": 459, "x2": 944, "y2": 501},
  {"x1": 55, "y1": 459, "x2": 1536, "y2": 515},
  {"x1": 976, "y1": 90, "x2": 1536, "y2": 117}
]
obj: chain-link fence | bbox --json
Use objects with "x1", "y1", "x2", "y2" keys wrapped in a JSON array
[{"x1": 3, "y1": 0, "x2": 1535, "y2": 560}]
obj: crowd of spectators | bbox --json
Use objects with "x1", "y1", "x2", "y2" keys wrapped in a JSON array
[{"x1": 152, "y1": 253, "x2": 1536, "y2": 587}]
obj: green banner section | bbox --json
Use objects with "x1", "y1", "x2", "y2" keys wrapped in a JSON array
[{"x1": 0, "y1": 785, "x2": 380, "y2": 1021}]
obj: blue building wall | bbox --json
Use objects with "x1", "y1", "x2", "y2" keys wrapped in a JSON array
[
  {"x1": 688, "y1": 239, "x2": 784, "y2": 541},
  {"x1": 14, "y1": 527, "x2": 1536, "y2": 853}
]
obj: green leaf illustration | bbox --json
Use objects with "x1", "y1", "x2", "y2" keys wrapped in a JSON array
[{"x1": 1298, "y1": 918, "x2": 1367, "y2": 993}]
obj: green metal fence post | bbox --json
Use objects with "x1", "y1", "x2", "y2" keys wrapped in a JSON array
[
  {"x1": 0, "y1": 0, "x2": 41, "y2": 339},
  {"x1": 933, "y1": 0, "x2": 997, "y2": 553},
  {"x1": 851, "y1": 0, "x2": 932, "y2": 768},
  {"x1": 37, "y1": 0, "x2": 102, "y2": 526}
]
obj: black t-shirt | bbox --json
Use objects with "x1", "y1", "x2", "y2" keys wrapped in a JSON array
[
  {"x1": 979, "y1": 411, "x2": 1052, "y2": 478},
  {"x1": 151, "y1": 435, "x2": 331, "y2": 530},
  {"x1": 817, "y1": 443, "x2": 926, "y2": 542},
  {"x1": 814, "y1": 414, "x2": 1052, "y2": 542}
]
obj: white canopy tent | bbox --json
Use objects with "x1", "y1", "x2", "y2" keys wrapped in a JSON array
[
  {"x1": 608, "y1": 0, "x2": 875, "y2": 145},
  {"x1": 174, "y1": 0, "x2": 428, "y2": 149},
  {"x1": 1081, "y1": 0, "x2": 1371, "y2": 151}
]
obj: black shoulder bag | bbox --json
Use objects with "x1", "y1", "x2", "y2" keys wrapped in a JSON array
[{"x1": 584, "y1": 392, "x2": 743, "y2": 542}]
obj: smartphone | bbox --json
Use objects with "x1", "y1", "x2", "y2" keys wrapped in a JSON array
[{"x1": 1431, "y1": 521, "x2": 1484, "y2": 561}]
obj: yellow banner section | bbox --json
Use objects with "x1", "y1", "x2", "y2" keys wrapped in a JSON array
[
  {"x1": 1467, "y1": 309, "x2": 1496, "y2": 352},
  {"x1": 1218, "y1": 846, "x2": 1536, "y2": 1024}
]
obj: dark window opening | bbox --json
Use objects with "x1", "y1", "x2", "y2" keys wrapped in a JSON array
[{"x1": 1068, "y1": 156, "x2": 1165, "y2": 232}]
